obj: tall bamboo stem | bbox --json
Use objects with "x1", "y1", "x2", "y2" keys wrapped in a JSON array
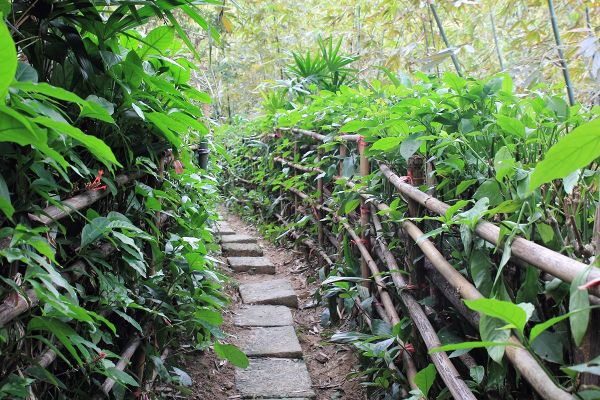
[
  {"x1": 429, "y1": 3, "x2": 462, "y2": 76},
  {"x1": 547, "y1": 0, "x2": 575, "y2": 105},
  {"x1": 490, "y1": 11, "x2": 505, "y2": 71}
]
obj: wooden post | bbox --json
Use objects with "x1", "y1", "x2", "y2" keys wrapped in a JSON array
[
  {"x1": 316, "y1": 148, "x2": 324, "y2": 247},
  {"x1": 358, "y1": 137, "x2": 370, "y2": 286},
  {"x1": 407, "y1": 155, "x2": 426, "y2": 290}
]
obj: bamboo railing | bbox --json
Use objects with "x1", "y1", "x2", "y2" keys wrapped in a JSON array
[{"x1": 234, "y1": 127, "x2": 600, "y2": 400}]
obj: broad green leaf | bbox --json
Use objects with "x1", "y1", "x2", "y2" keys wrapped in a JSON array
[
  {"x1": 563, "y1": 355, "x2": 600, "y2": 376},
  {"x1": 0, "y1": 172, "x2": 14, "y2": 220},
  {"x1": 139, "y1": 26, "x2": 175, "y2": 57},
  {"x1": 195, "y1": 309, "x2": 223, "y2": 326},
  {"x1": 496, "y1": 115, "x2": 525, "y2": 138},
  {"x1": 530, "y1": 307, "x2": 597, "y2": 344},
  {"x1": 27, "y1": 317, "x2": 83, "y2": 366},
  {"x1": 15, "y1": 62, "x2": 38, "y2": 83},
  {"x1": 371, "y1": 137, "x2": 401, "y2": 151},
  {"x1": 400, "y1": 135, "x2": 422, "y2": 160},
  {"x1": 470, "y1": 366, "x2": 485, "y2": 384},
  {"x1": 531, "y1": 331, "x2": 563, "y2": 364},
  {"x1": 494, "y1": 146, "x2": 516, "y2": 181},
  {"x1": 479, "y1": 315, "x2": 512, "y2": 363},
  {"x1": 465, "y1": 298, "x2": 530, "y2": 335},
  {"x1": 339, "y1": 119, "x2": 375, "y2": 133},
  {"x1": 570, "y1": 267, "x2": 591, "y2": 346},
  {"x1": 456, "y1": 179, "x2": 477, "y2": 196},
  {"x1": 529, "y1": 118, "x2": 600, "y2": 190},
  {"x1": 0, "y1": 19, "x2": 16, "y2": 99},
  {"x1": 414, "y1": 364, "x2": 436, "y2": 397},
  {"x1": 104, "y1": 367, "x2": 139, "y2": 387},
  {"x1": 213, "y1": 342, "x2": 249, "y2": 368},
  {"x1": 32, "y1": 117, "x2": 120, "y2": 168},
  {"x1": 343, "y1": 198, "x2": 360, "y2": 214}
]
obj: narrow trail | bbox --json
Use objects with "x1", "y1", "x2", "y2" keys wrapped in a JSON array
[{"x1": 202, "y1": 212, "x2": 365, "y2": 400}]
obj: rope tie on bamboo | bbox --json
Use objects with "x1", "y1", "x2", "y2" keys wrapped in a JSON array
[
  {"x1": 357, "y1": 135, "x2": 367, "y2": 150},
  {"x1": 351, "y1": 238, "x2": 369, "y2": 246},
  {"x1": 85, "y1": 170, "x2": 107, "y2": 191},
  {"x1": 360, "y1": 205, "x2": 370, "y2": 217}
]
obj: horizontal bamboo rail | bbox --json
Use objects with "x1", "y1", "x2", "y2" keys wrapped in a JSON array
[
  {"x1": 28, "y1": 172, "x2": 141, "y2": 226},
  {"x1": 342, "y1": 219, "x2": 475, "y2": 398},
  {"x1": 378, "y1": 163, "x2": 600, "y2": 298}
]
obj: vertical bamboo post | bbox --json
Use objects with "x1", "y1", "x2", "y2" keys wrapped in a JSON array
[
  {"x1": 407, "y1": 155, "x2": 426, "y2": 289},
  {"x1": 547, "y1": 0, "x2": 576, "y2": 106},
  {"x1": 317, "y1": 148, "x2": 324, "y2": 247},
  {"x1": 293, "y1": 140, "x2": 299, "y2": 218},
  {"x1": 429, "y1": 3, "x2": 462, "y2": 76},
  {"x1": 490, "y1": 11, "x2": 505, "y2": 71},
  {"x1": 358, "y1": 137, "x2": 370, "y2": 286}
]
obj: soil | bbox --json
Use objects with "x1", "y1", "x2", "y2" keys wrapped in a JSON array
[{"x1": 182, "y1": 209, "x2": 366, "y2": 400}]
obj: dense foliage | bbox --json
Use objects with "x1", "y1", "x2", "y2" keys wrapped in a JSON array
[
  {"x1": 219, "y1": 56, "x2": 600, "y2": 398},
  {"x1": 0, "y1": 1, "x2": 245, "y2": 398}
]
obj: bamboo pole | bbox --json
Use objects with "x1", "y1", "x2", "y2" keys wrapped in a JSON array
[
  {"x1": 28, "y1": 172, "x2": 140, "y2": 226},
  {"x1": 340, "y1": 220, "x2": 420, "y2": 393},
  {"x1": 96, "y1": 336, "x2": 142, "y2": 397},
  {"x1": 429, "y1": 3, "x2": 462, "y2": 76},
  {"x1": 358, "y1": 138, "x2": 370, "y2": 287},
  {"x1": 378, "y1": 162, "x2": 600, "y2": 297},
  {"x1": 490, "y1": 11, "x2": 505, "y2": 71},
  {"x1": 547, "y1": 0, "x2": 575, "y2": 106},
  {"x1": 370, "y1": 208, "x2": 477, "y2": 400}
]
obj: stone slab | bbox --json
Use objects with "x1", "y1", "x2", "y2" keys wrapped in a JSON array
[
  {"x1": 239, "y1": 279, "x2": 298, "y2": 308},
  {"x1": 227, "y1": 257, "x2": 275, "y2": 274},
  {"x1": 222, "y1": 242, "x2": 263, "y2": 257},
  {"x1": 238, "y1": 326, "x2": 302, "y2": 358},
  {"x1": 221, "y1": 234, "x2": 257, "y2": 244},
  {"x1": 234, "y1": 305, "x2": 293, "y2": 327},
  {"x1": 215, "y1": 221, "x2": 235, "y2": 236},
  {"x1": 236, "y1": 358, "x2": 315, "y2": 399}
]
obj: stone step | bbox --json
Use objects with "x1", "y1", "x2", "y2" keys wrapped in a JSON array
[
  {"x1": 237, "y1": 326, "x2": 302, "y2": 358},
  {"x1": 239, "y1": 279, "x2": 298, "y2": 308},
  {"x1": 227, "y1": 256, "x2": 275, "y2": 274},
  {"x1": 221, "y1": 234, "x2": 257, "y2": 244},
  {"x1": 222, "y1": 242, "x2": 263, "y2": 257},
  {"x1": 214, "y1": 221, "x2": 235, "y2": 236},
  {"x1": 234, "y1": 305, "x2": 293, "y2": 327},
  {"x1": 236, "y1": 358, "x2": 315, "y2": 399}
]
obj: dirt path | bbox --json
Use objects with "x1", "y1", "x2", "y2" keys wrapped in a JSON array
[{"x1": 184, "y1": 211, "x2": 365, "y2": 400}]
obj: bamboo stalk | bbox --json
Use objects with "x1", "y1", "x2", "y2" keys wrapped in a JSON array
[
  {"x1": 490, "y1": 11, "x2": 505, "y2": 71},
  {"x1": 340, "y1": 220, "x2": 420, "y2": 393},
  {"x1": 97, "y1": 336, "x2": 142, "y2": 397},
  {"x1": 370, "y1": 208, "x2": 477, "y2": 400},
  {"x1": 28, "y1": 172, "x2": 140, "y2": 226},
  {"x1": 429, "y1": 3, "x2": 463, "y2": 76},
  {"x1": 378, "y1": 162, "x2": 600, "y2": 297},
  {"x1": 358, "y1": 139, "x2": 370, "y2": 287},
  {"x1": 547, "y1": 0, "x2": 576, "y2": 105}
]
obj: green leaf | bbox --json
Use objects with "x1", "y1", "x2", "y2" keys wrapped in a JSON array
[
  {"x1": 343, "y1": 198, "x2": 361, "y2": 214},
  {"x1": 213, "y1": 342, "x2": 249, "y2": 368},
  {"x1": 0, "y1": 19, "x2": 16, "y2": 99},
  {"x1": 530, "y1": 307, "x2": 597, "y2": 344},
  {"x1": 104, "y1": 367, "x2": 139, "y2": 387},
  {"x1": 339, "y1": 119, "x2": 375, "y2": 133},
  {"x1": 465, "y1": 298, "x2": 530, "y2": 335},
  {"x1": 32, "y1": 117, "x2": 120, "y2": 168},
  {"x1": 496, "y1": 115, "x2": 525, "y2": 138},
  {"x1": 15, "y1": 63, "x2": 38, "y2": 83},
  {"x1": 479, "y1": 315, "x2": 512, "y2": 363},
  {"x1": 429, "y1": 340, "x2": 518, "y2": 354},
  {"x1": 563, "y1": 355, "x2": 600, "y2": 376},
  {"x1": 27, "y1": 317, "x2": 83, "y2": 366},
  {"x1": 493, "y1": 146, "x2": 516, "y2": 181},
  {"x1": 371, "y1": 137, "x2": 401, "y2": 151},
  {"x1": 0, "y1": 172, "x2": 14, "y2": 220},
  {"x1": 195, "y1": 309, "x2": 223, "y2": 326},
  {"x1": 400, "y1": 135, "x2": 422, "y2": 160},
  {"x1": 414, "y1": 364, "x2": 436, "y2": 397},
  {"x1": 139, "y1": 26, "x2": 175, "y2": 57},
  {"x1": 470, "y1": 366, "x2": 485, "y2": 384},
  {"x1": 570, "y1": 266, "x2": 591, "y2": 346},
  {"x1": 529, "y1": 118, "x2": 600, "y2": 190},
  {"x1": 456, "y1": 179, "x2": 477, "y2": 196}
]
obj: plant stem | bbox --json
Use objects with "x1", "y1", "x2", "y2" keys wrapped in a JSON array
[{"x1": 490, "y1": 11, "x2": 505, "y2": 71}]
